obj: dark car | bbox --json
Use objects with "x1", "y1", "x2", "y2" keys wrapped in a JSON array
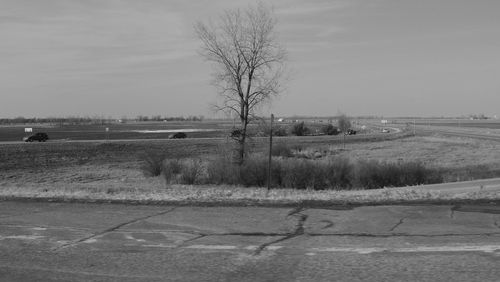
[
  {"x1": 169, "y1": 132, "x2": 187, "y2": 139},
  {"x1": 23, "y1": 132, "x2": 49, "y2": 142}
]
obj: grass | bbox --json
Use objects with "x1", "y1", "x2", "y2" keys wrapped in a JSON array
[
  {"x1": 1, "y1": 180, "x2": 499, "y2": 205},
  {"x1": 2, "y1": 131, "x2": 500, "y2": 203}
]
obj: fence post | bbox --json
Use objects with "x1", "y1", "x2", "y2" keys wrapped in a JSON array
[{"x1": 267, "y1": 114, "x2": 274, "y2": 191}]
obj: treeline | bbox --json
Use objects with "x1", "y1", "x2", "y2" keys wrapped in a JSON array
[
  {"x1": 0, "y1": 115, "x2": 205, "y2": 125},
  {"x1": 0, "y1": 116, "x2": 112, "y2": 125},
  {"x1": 135, "y1": 115, "x2": 204, "y2": 122},
  {"x1": 468, "y1": 114, "x2": 490, "y2": 120}
]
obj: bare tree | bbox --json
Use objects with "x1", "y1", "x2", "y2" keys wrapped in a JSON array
[
  {"x1": 337, "y1": 114, "x2": 352, "y2": 133},
  {"x1": 195, "y1": 3, "x2": 286, "y2": 163}
]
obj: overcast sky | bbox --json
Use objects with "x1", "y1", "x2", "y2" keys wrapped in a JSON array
[{"x1": 1, "y1": 0, "x2": 499, "y2": 118}]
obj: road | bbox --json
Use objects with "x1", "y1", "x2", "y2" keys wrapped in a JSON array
[
  {"x1": 0, "y1": 201, "x2": 499, "y2": 281},
  {"x1": 417, "y1": 127, "x2": 500, "y2": 142},
  {"x1": 0, "y1": 128, "x2": 406, "y2": 145}
]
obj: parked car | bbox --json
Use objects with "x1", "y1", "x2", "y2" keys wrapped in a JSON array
[
  {"x1": 169, "y1": 132, "x2": 187, "y2": 139},
  {"x1": 381, "y1": 128, "x2": 390, "y2": 133},
  {"x1": 23, "y1": 132, "x2": 49, "y2": 142}
]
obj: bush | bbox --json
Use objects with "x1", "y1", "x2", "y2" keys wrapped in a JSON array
[
  {"x1": 337, "y1": 115, "x2": 351, "y2": 133},
  {"x1": 271, "y1": 142, "x2": 293, "y2": 157},
  {"x1": 146, "y1": 150, "x2": 448, "y2": 190},
  {"x1": 140, "y1": 151, "x2": 165, "y2": 177},
  {"x1": 273, "y1": 126, "x2": 288, "y2": 136},
  {"x1": 162, "y1": 159, "x2": 183, "y2": 183},
  {"x1": 179, "y1": 159, "x2": 203, "y2": 185},
  {"x1": 322, "y1": 124, "x2": 340, "y2": 135},
  {"x1": 441, "y1": 165, "x2": 499, "y2": 183},
  {"x1": 280, "y1": 159, "x2": 317, "y2": 189},
  {"x1": 324, "y1": 158, "x2": 354, "y2": 189},
  {"x1": 291, "y1": 122, "x2": 310, "y2": 136},
  {"x1": 354, "y1": 160, "x2": 439, "y2": 189},
  {"x1": 205, "y1": 145, "x2": 240, "y2": 185},
  {"x1": 239, "y1": 156, "x2": 269, "y2": 187}
]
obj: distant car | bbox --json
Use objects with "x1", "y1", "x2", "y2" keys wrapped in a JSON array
[
  {"x1": 345, "y1": 129, "x2": 356, "y2": 135},
  {"x1": 23, "y1": 132, "x2": 49, "y2": 142},
  {"x1": 169, "y1": 132, "x2": 187, "y2": 139},
  {"x1": 381, "y1": 128, "x2": 390, "y2": 133}
]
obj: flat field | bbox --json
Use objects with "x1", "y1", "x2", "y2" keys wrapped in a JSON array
[
  {"x1": 2, "y1": 130, "x2": 500, "y2": 190},
  {"x1": 400, "y1": 118, "x2": 500, "y2": 130},
  {"x1": 0, "y1": 120, "x2": 234, "y2": 142}
]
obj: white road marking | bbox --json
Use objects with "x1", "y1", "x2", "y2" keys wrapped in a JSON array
[
  {"x1": 186, "y1": 245, "x2": 238, "y2": 250},
  {"x1": 392, "y1": 245, "x2": 500, "y2": 253},
  {"x1": 29, "y1": 233, "x2": 499, "y2": 255},
  {"x1": 265, "y1": 246, "x2": 283, "y2": 251},
  {"x1": 185, "y1": 245, "x2": 283, "y2": 251},
  {"x1": 142, "y1": 244, "x2": 176, "y2": 248},
  {"x1": 0, "y1": 235, "x2": 45, "y2": 240},
  {"x1": 70, "y1": 238, "x2": 500, "y2": 255},
  {"x1": 311, "y1": 245, "x2": 500, "y2": 254},
  {"x1": 243, "y1": 245, "x2": 283, "y2": 251},
  {"x1": 312, "y1": 247, "x2": 384, "y2": 254}
]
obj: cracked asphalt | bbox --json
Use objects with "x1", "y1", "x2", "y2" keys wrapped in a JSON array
[{"x1": 0, "y1": 201, "x2": 499, "y2": 281}]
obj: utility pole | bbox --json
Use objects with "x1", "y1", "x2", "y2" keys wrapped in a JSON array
[{"x1": 267, "y1": 114, "x2": 274, "y2": 191}]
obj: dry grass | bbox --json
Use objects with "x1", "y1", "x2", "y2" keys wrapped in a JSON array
[
  {"x1": 331, "y1": 136, "x2": 500, "y2": 168},
  {"x1": 1, "y1": 133, "x2": 500, "y2": 203},
  {"x1": 1, "y1": 180, "x2": 499, "y2": 204}
]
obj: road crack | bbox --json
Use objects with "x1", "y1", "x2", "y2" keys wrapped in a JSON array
[
  {"x1": 53, "y1": 207, "x2": 177, "y2": 251},
  {"x1": 389, "y1": 216, "x2": 408, "y2": 232},
  {"x1": 319, "y1": 220, "x2": 334, "y2": 229},
  {"x1": 253, "y1": 207, "x2": 308, "y2": 255}
]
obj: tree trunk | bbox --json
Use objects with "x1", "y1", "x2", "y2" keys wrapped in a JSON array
[{"x1": 238, "y1": 121, "x2": 248, "y2": 164}]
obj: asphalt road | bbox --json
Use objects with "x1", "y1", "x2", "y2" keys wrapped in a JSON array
[
  {"x1": 416, "y1": 126, "x2": 500, "y2": 142},
  {"x1": 0, "y1": 130, "x2": 401, "y2": 145},
  {"x1": 0, "y1": 201, "x2": 499, "y2": 281}
]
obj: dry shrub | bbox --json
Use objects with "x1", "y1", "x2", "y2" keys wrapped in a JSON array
[
  {"x1": 162, "y1": 159, "x2": 183, "y2": 183},
  {"x1": 440, "y1": 165, "x2": 500, "y2": 183},
  {"x1": 273, "y1": 126, "x2": 288, "y2": 136},
  {"x1": 354, "y1": 160, "x2": 440, "y2": 189},
  {"x1": 140, "y1": 151, "x2": 165, "y2": 177},
  {"x1": 179, "y1": 159, "x2": 204, "y2": 185},
  {"x1": 271, "y1": 142, "x2": 293, "y2": 157},
  {"x1": 148, "y1": 148, "x2": 448, "y2": 190},
  {"x1": 291, "y1": 122, "x2": 310, "y2": 136},
  {"x1": 280, "y1": 159, "x2": 316, "y2": 189},
  {"x1": 239, "y1": 155, "x2": 268, "y2": 187},
  {"x1": 324, "y1": 158, "x2": 354, "y2": 189},
  {"x1": 205, "y1": 144, "x2": 240, "y2": 185}
]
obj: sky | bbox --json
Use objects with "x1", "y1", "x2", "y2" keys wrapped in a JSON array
[{"x1": 1, "y1": 0, "x2": 499, "y2": 118}]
